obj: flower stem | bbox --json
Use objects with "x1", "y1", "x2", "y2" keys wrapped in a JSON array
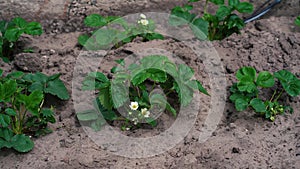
[
  {"x1": 136, "y1": 86, "x2": 141, "y2": 98},
  {"x1": 269, "y1": 90, "x2": 277, "y2": 102},
  {"x1": 274, "y1": 89, "x2": 284, "y2": 102}
]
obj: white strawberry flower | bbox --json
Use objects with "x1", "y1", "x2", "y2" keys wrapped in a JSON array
[
  {"x1": 132, "y1": 118, "x2": 138, "y2": 125},
  {"x1": 140, "y1": 14, "x2": 147, "y2": 19},
  {"x1": 141, "y1": 108, "x2": 150, "y2": 118},
  {"x1": 129, "y1": 102, "x2": 139, "y2": 110},
  {"x1": 140, "y1": 19, "x2": 149, "y2": 26}
]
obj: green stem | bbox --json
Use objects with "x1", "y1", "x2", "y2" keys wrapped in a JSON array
[
  {"x1": 165, "y1": 89, "x2": 174, "y2": 96},
  {"x1": 269, "y1": 90, "x2": 277, "y2": 102},
  {"x1": 204, "y1": 0, "x2": 209, "y2": 13},
  {"x1": 151, "y1": 82, "x2": 156, "y2": 91},
  {"x1": 17, "y1": 105, "x2": 27, "y2": 134},
  {"x1": 265, "y1": 90, "x2": 277, "y2": 111},
  {"x1": 210, "y1": 26, "x2": 216, "y2": 40},
  {"x1": 274, "y1": 89, "x2": 284, "y2": 102},
  {"x1": 136, "y1": 86, "x2": 141, "y2": 98},
  {"x1": 38, "y1": 99, "x2": 45, "y2": 118}
]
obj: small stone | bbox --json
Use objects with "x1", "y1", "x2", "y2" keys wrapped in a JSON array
[
  {"x1": 49, "y1": 49, "x2": 56, "y2": 54},
  {"x1": 229, "y1": 123, "x2": 237, "y2": 129},
  {"x1": 232, "y1": 147, "x2": 240, "y2": 154},
  {"x1": 59, "y1": 139, "x2": 66, "y2": 148}
]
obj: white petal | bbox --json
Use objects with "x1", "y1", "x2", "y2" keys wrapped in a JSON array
[
  {"x1": 140, "y1": 14, "x2": 147, "y2": 19},
  {"x1": 140, "y1": 19, "x2": 149, "y2": 26},
  {"x1": 144, "y1": 111, "x2": 150, "y2": 118},
  {"x1": 129, "y1": 102, "x2": 139, "y2": 110}
]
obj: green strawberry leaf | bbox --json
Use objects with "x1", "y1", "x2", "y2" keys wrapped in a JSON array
[
  {"x1": 176, "y1": 82, "x2": 194, "y2": 107},
  {"x1": 131, "y1": 70, "x2": 150, "y2": 86},
  {"x1": 145, "y1": 117, "x2": 157, "y2": 127},
  {"x1": 0, "y1": 80, "x2": 17, "y2": 101},
  {"x1": 5, "y1": 108, "x2": 16, "y2": 116},
  {"x1": 236, "y1": 66, "x2": 256, "y2": 81},
  {"x1": 274, "y1": 70, "x2": 300, "y2": 97},
  {"x1": 77, "y1": 109, "x2": 99, "y2": 121},
  {"x1": 144, "y1": 33, "x2": 164, "y2": 41},
  {"x1": 209, "y1": 0, "x2": 224, "y2": 5},
  {"x1": 78, "y1": 34, "x2": 90, "y2": 46},
  {"x1": 235, "y1": 98, "x2": 248, "y2": 111},
  {"x1": 98, "y1": 83, "x2": 114, "y2": 110},
  {"x1": 95, "y1": 28, "x2": 118, "y2": 47},
  {"x1": 190, "y1": 17, "x2": 209, "y2": 40},
  {"x1": 140, "y1": 55, "x2": 168, "y2": 70},
  {"x1": 229, "y1": 93, "x2": 251, "y2": 103},
  {"x1": 147, "y1": 68, "x2": 167, "y2": 83},
  {"x1": 227, "y1": 14, "x2": 244, "y2": 29},
  {"x1": 7, "y1": 71, "x2": 24, "y2": 79},
  {"x1": 295, "y1": 16, "x2": 300, "y2": 26},
  {"x1": 4, "y1": 28, "x2": 23, "y2": 42},
  {"x1": 11, "y1": 134, "x2": 34, "y2": 153},
  {"x1": 237, "y1": 76, "x2": 257, "y2": 93},
  {"x1": 250, "y1": 98, "x2": 266, "y2": 113},
  {"x1": 256, "y1": 71, "x2": 275, "y2": 88},
  {"x1": 18, "y1": 90, "x2": 44, "y2": 114},
  {"x1": 216, "y1": 5, "x2": 232, "y2": 20},
  {"x1": 164, "y1": 61, "x2": 178, "y2": 77},
  {"x1": 87, "y1": 72, "x2": 109, "y2": 83},
  {"x1": 44, "y1": 78, "x2": 69, "y2": 100},
  {"x1": 41, "y1": 108, "x2": 56, "y2": 123},
  {"x1": 178, "y1": 64, "x2": 194, "y2": 82},
  {"x1": 23, "y1": 72, "x2": 48, "y2": 83},
  {"x1": 84, "y1": 14, "x2": 107, "y2": 27},
  {"x1": 187, "y1": 80, "x2": 209, "y2": 95},
  {"x1": 169, "y1": 6, "x2": 196, "y2": 26},
  {"x1": 90, "y1": 119, "x2": 106, "y2": 131},
  {"x1": 229, "y1": 0, "x2": 240, "y2": 7},
  {"x1": 12, "y1": 17, "x2": 27, "y2": 29},
  {"x1": 0, "y1": 114, "x2": 10, "y2": 127},
  {"x1": 282, "y1": 79, "x2": 300, "y2": 97},
  {"x1": 111, "y1": 81, "x2": 128, "y2": 108},
  {"x1": 236, "y1": 2, "x2": 254, "y2": 13},
  {"x1": 24, "y1": 22, "x2": 43, "y2": 35},
  {"x1": 0, "y1": 128, "x2": 14, "y2": 141},
  {"x1": 95, "y1": 98, "x2": 117, "y2": 121}
]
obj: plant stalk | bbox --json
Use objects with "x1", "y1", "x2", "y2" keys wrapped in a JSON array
[
  {"x1": 269, "y1": 90, "x2": 277, "y2": 102},
  {"x1": 204, "y1": 0, "x2": 209, "y2": 13},
  {"x1": 274, "y1": 89, "x2": 284, "y2": 102}
]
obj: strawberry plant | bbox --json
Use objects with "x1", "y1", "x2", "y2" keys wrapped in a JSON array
[
  {"x1": 77, "y1": 55, "x2": 209, "y2": 131},
  {"x1": 230, "y1": 67, "x2": 300, "y2": 121},
  {"x1": 0, "y1": 69, "x2": 69, "y2": 152},
  {"x1": 169, "y1": 0, "x2": 253, "y2": 40},
  {"x1": 0, "y1": 17, "x2": 43, "y2": 62},
  {"x1": 78, "y1": 13, "x2": 164, "y2": 49}
]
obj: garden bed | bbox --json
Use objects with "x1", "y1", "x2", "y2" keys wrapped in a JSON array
[{"x1": 0, "y1": 0, "x2": 300, "y2": 168}]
